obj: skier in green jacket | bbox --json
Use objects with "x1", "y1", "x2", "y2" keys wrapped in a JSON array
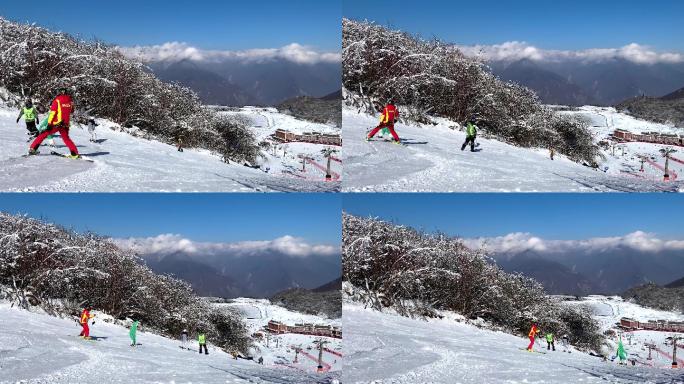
[
  {"x1": 615, "y1": 335, "x2": 627, "y2": 364},
  {"x1": 545, "y1": 332, "x2": 555, "y2": 351},
  {"x1": 461, "y1": 116, "x2": 478, "y2": 152},
  {"x1": 198, "y1": 332, "x2": 208, "y2": 355},
  {"x1": 129, "y1": 320, "x2": 139, "y2": 347},
  {"x1": 16, "y1": 99, "x2": 40, "y2": 137}
]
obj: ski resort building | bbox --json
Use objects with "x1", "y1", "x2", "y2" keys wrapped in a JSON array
[
  {"x1": 273, "y1": 129, "x2": 342, "y2": 146},
  {"x1": 265, "y1": 320, "x2": 342, "y2": 339},
  {"x1": 619, "y1": 317, "x2": 684, "y2": 332},
  {"x1": 612, "y1": 129, "x2": 684, "y2": 146},
  {"x1": 267, "y1": 320, "x2": 288, "y2": 334}
]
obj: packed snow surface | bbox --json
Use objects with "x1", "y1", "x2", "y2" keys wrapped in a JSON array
[
  {"x1": 342, "y1": 105, "x2": 684, "y2": 192},
  {"x1": 0, "y1": 106, "x2": 339, "y2": 192},
  {"x1": 0, "y1": 300, "x2": 340, "y2": 383},
  {"x1": 342, "y1": 298, "x2": 684, "y2": 383}
]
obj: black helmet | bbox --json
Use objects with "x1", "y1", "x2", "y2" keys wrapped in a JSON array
[
  {"x1": 25, "y1": 99, "x2": 32, "y2": 107},
  {"x1": 57, "y1": 87, "x2": 68, "y2": 95}
]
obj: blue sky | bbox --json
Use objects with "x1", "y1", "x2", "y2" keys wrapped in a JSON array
[
  {"x1": 343, "y1": 0, "x2": 684, "y2": 51},
  {"x1": 1, "y1": 0, "x2": 340, "y2": 51},
  {"x1": 343, "y1": 194, "x2": 684, "y2": 240},
  {"x1": 0, "y1": 193, "x2": 341, "y2": 244}
]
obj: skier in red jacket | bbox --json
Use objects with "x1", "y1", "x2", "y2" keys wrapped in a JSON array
[
  {"x1": 527, "y1": 322, "x2": 540, "y2": 351},
  {"x1": 79, "y1": 306, "x2": 95, "y2": 339},
  {"x1": 28, "y1": 88, "x2": 80, "y2": 158},
  {"x1": 366, "y1": 101, "x2": 401, "y2": 144}
]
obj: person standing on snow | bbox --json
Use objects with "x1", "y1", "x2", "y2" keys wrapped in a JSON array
[
  {"x1": 198, "y1": 331, "x2": 208, "y2": 355},
  {"x1": 366, "y1": 100, "x2": 401, "y2": 144},
  {"x1": 181, "y1": 328, "x2": 189, "y2": 349},
  {"x1": 546, "y1": 332, "x2": 556, "y2": 351},
  {"x1": 527, "y1": 322, "x2": 540, "y2": 351},
  {"x1": 16, "y1": 99, "x2": 40, "y2": 137},
  {"x1": 79, "y1": 306, "x2": 95, "y2": 339},
  {"x1": 87, "y1": 119, "x2": 98, "y2": 143},
  {"x1": 129, "y1": 320, "x2": 139, "y2": 347},
  {"x1": 561, "y1": 334, "x2": 570, "y2": 352},
  {"x1": 615, "y1": 335, "x2": 627, "y2": 364},
  {"x1": 461, "y1": 116, "x2": 478, "y2": 152},
  {"x1": 29, "y1": 87, "x2": 80, "y2": 158}
]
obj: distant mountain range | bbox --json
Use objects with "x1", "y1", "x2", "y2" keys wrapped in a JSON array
[
  {"x1": 269, "y1": 277, "x2": 343, "y2": 319},
  {"x1": 622, "y1": 276, "x2": 684, "y2": 313},
  {"x1": 277, "y1": 90, "x2": 342, "y2": 127},
  {"x1": 487, "y1": 58, "x2": 684, "y2": 106},
  {"x1": 140, "y1": 251, "x2": 341, "y2": 299},
  {"x1": 492, "y1": 249, "x2": 684, "y2": 296},
  {"x1": 146, "y1": 58, "x2": 340, "y2": 107},
  {"x1": 616, "y1": 85, "x2": 684, "y2": 127}
]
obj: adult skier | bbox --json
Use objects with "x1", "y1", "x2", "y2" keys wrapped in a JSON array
[
  {"x1": 366, "y1": 100, "x2": 401, "y2": 144},
  {"x1": 181, "y1": 328, "x2": 189, "y2": 349},
  {"x1": 87, "y1": 119, "x2": 98, "y2": 143},
  {"x1": 129, "y1": 320, "x2": 139, "y2": 346},
  {"x1": 546, "y1": 332, "x2": 556, "y2": 351},
  {"x1": 527, "y1": 322, "x2": 540, "y2": 351},
  {"x1": 79, "y1": 306, "x2": 95, "y2": 339},
  {"x1": 29, "y1": 87, "x2": 80, "y2": 158},
  {"x1": 198, "y1": 331, "x2": 208, "y2": 355},
  {"x1": 16, "y1": 99, "x2": 39, "y2": 137},
  {"x1": 561, "y1": 334, "x2": 570, "y2": 352},
  {"x1": 460, "y1": 116, "x2": 478, "y2": 152}
]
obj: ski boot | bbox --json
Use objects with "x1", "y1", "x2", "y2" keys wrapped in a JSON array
[
  {"x1": 66, "y1": 153, "x2": 81, "y2": 160},
  {"x1": 28, "y1": 148, "x2": 39, "y2": 156}
]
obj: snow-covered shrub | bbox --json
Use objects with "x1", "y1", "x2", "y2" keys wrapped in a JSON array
[
  {"x1": 343, "y1": 213, "x2": 604, "y2": 351},
  {"x1": 0, "y1": 212, "x2": 250, "y2": 352},
  {"x1": 0, "y1": 17, "x2": 257, "y2": 164},
  {"x1": 342, "y1": 19, "x2": 599, "y2": 163}
]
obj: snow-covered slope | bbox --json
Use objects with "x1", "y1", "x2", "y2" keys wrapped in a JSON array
[
  {"x1": 343, "y1": 300, "x2": 684, "y2": 384},
  {"x1": 0, "y1": 106, "x2": 339, "y2": 192},
  {"x1": 0, "y1": 301, "x2": 340, "y2": 383},
  {"x1": 342, "y1": 105, "x2": 684, "y2": 192},
  {"x1": 222, "y1": 298, "x2": 342, "y2": 373}
]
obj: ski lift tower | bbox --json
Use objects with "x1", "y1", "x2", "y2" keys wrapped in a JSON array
[
  {"x1": 321, "y1": 147, "x2": 338, "y2": 181},
  {"x1": 672, "y1": 334, "x2": 681, "y2": 369},
  {"x1": 314, "y1": 338, "x2": 330, "y2": 372},
  {"x1": 660, "y1": 147, "x2": 677, "y2": 181}
]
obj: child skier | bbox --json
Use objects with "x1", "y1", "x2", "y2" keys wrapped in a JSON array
[
  {"x1": 29, "y1": 87, "x2": 80, "y2": 158},
  {"x1": 527, "y1": 322, "x2": 540, "y2": 351},
  {"x1": 366, "y1": 100, "x2": 401, "y2": 144},
  {"x1": 198, "y1": 331, "x2": 208, "y2": 355},
  {"x1": 79, "y1": 306, "x2": 95, "y2": 339},
  {"x1": 546, "y1": 332, "x2": 556, "y2": 351},
  {"x1": 16, "y1": 99, "x2": 39, "y2": 137},
  {"x1": 129, "y1": 320, "x2": 139, "y2": 347},
  {"x1": 87, "y1": 119, "x2": 98, "y2": 143},
  {"x1": 181, "y1": 328, "x2": 189, "y2": 349},
  {"x1": 461, "y1": 116, "x2": 478, "y2": 152}
]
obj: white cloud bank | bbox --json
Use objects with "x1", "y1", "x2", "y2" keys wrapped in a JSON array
[
  {"x1": 463, "y1": 231, "x2": 684, "y2": 254},
  {"x1": 118, "y1": 42, "x2": 341, "y2": 64},
  {"x1": 457, "y1": 41, "x2": 684, "y2": 65},
  {"x1": 114, "y1": 234, "x2": 339, "y2": 258}
]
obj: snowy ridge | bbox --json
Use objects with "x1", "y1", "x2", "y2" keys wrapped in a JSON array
[
  {"x1": 0, "y1": 106, "x2": 339, "y2": 192},
  {"x1": 342, "y1": 105, "x2": 684, "y2": 192},
  {"x1": 0, "y1": 300, "x2": 341, "y2": 383},
  {"x1": 343, "y1": 297, "x2": 684, "y2": 383}
]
